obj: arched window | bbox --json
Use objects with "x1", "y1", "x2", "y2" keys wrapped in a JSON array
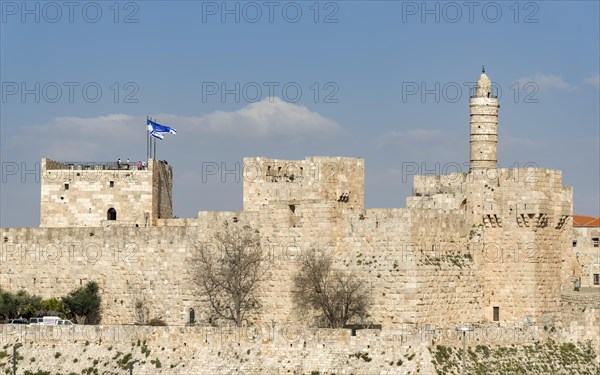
[
  {"x1": 189, "y1": 308, "x2": 195, "y2": 324},
  {"x1": 107, "y1": 208, "x2": 117, "y2": 221}
]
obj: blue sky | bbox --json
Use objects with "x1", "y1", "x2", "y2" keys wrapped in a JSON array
[{"x1": 1, "y1": 0, "x2": 599, "y2": 227}]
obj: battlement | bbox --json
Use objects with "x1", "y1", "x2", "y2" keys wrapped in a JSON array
[
  {"x1": 410, "y1": 167, "x2": 572, "y2": 231},
  {"x1": 413, "y1": 168, "x2": 566, "y2": 195},
  {"x1": 40, "y1": 158, "x2": 173, "y2": 227},
  {"x1": 242, "y1": 156, "x2": 364, "y2": 211},
  {"x1": 412, "y1": 172, "x2": 469, "y2": 197}
]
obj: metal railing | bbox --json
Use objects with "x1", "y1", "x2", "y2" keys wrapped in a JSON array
[
  {"x1": 470, "y1": 94, "x2": 498, "y2": 99},
  {"x1": 53, "y1": 162, "x2": 147, "y2": 171}
]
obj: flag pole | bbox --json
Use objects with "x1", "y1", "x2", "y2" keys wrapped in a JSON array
[
  {"x1": 153, "y1": 118, "x2": 157, "y2": 160},
  {"x1": 146, "y1": 115, "x2": 149, "y2": 161},
  {"x1": 151, "y1": 117, "x2": 154, "y2": 160}
]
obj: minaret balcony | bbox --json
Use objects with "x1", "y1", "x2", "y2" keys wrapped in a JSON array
[{"x1": 470, "y1": 94, "x2": 498, "y2": 99}]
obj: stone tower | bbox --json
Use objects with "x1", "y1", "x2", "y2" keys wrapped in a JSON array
[
  {"x1": 39, "y1": 158, "x2": 173, "y2": 227},
  {"x1": 469, "y1": 67, "x2": 499, "y2": 171}
]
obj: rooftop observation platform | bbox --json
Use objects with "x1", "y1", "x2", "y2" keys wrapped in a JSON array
[
  {"x1": 40, "y1": 158, "x2": 173, "y2": 228},
  {"x1": 47, "y1": 162, "x2": 137, "y2": 170},
  {"x1": 42, "y1": 158, "x2": 170, "y2": 171}
]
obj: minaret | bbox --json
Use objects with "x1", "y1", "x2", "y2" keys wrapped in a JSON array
[{"x1": 470, "y1": 67, "x2": 499, "y2": 171}]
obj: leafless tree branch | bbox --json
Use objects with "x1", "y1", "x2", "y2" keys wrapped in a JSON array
[
  {"x1": 192, "y1": 225, "x2": 268, "y2": 326},
  {"x1": 293, "y1": 252, "x2": 370, "y2": 328}
]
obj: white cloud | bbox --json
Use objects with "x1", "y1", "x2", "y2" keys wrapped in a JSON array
[
  {"x1": 516, "y1": 73, "x2": 573, "y2": 92},
  {"x1": 157, "y1": 97, "x2": 341, "y2": 138},
  {"x1": 3, "y1": 98, "x2": 341, "y2": 160},
  {"x1": 584, "y1": 73, "x2": 600, "y2": 89},
  {"x1": 5, "y1": 114, "x2": 140, "y2": 160}
]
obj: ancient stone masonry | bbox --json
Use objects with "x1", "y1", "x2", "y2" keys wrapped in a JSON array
[
  {"x1": 242, "y1": 156, "x2": 365, "y2": 214},
  {"x1": 0, "y1": 324, "x2": 598, "y2": 374},
  {"x1": 560, "y1": 290, "x2": 600, "y2": 344},
  {"x1": 470, "y1": 70, "x2": 499, "y2": 171},
  {"x1": 39, "y1": 158, "x2": 172, "y2": 227},
  {"x1": 1, "y1": 71, "x2": 580, "y2": 335}
]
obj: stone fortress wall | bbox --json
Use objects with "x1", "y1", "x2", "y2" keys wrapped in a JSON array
[
  {"x1": 1, "y1": 161, "x2": 574, "y2": 331},
  {"x1": 0, "y1": 71, "x2": 587, "y2": 338}
]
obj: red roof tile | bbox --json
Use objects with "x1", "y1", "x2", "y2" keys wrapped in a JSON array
[{"x1": 573, "y1": 215, "x2": 600, "y2": 227}]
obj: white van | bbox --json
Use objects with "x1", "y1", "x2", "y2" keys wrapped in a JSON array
[{"x1": 42, "y1": 316, "x2": 60, "y2": 325}]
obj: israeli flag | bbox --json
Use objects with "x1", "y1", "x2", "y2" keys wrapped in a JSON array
[
  {"x1": 150, "y1": 130, "x2": 164, "y2": 140},
  {"x1": 147, "y1": 119, "x2": 177, "y2": 135}
]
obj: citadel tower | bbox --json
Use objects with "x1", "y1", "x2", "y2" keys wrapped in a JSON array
[
  {"x1": 39, "y1": 158, "x2": 173, "y2": 227},
  {"x1": 470, "y1": 67, "x2": 499, "y2": 171}
]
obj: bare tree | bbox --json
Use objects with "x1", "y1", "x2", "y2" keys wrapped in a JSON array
[
  {"x1": 129, "y1": 281, "x2": 149, "y2": 324},
  {"x1": 192, "y1": 225, "x2": 268, "y2": 326},
  {"x1": 293, "y1": 252, "x2": 370, "y2": 328}
]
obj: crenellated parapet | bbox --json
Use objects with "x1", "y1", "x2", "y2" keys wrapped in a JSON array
[{"x1": 242, "y1": 156, "x2": 364, "y2": 212}]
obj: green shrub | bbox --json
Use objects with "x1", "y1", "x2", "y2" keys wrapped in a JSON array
[
  {"x1": 61, "y1": 282, "x2": 101, "y2": 324},
  {"x1": 0, "y1": 287, "x2": 42, "y2": 320},
  {"x1": 350, "y1": 352, "x2": 372, "y2": 362},
  {"x1": 117, "y1": 353, "x2": 133, "y2": 369},
  {"x1": 150, "y1": 359, "x2": 162, "y2": 368},
  {"x1": 40, "y1": 297, "x2": 68, "y2": 317}
]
